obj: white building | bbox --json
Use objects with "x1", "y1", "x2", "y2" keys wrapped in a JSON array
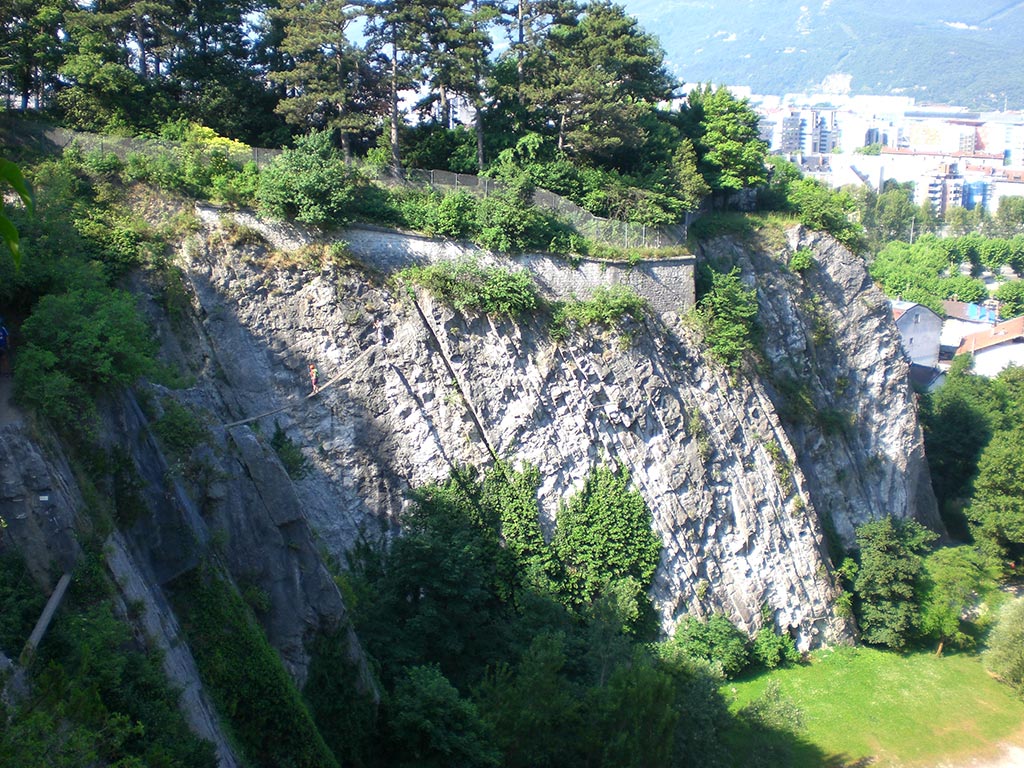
[
  {"x1": 891, "y1": 300, "x2": 943, "y2": 368},
  {"x1": 956, "y1": 316, "x2": 1024, "y2": 377}
]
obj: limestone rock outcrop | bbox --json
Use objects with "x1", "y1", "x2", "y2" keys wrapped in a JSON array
[
  {"x1": 717, "y1": 228, "x2": 942, "y2": 546},
  {"x1": 170, "y1": 213, "x2": 941, "y2": 647}
]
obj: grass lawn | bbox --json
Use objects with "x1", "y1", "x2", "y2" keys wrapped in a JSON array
[{"x1": 722, "y1": 646, "x2": 1024, "y2": 767}]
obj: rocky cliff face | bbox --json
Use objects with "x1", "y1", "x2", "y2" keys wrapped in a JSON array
[
  {"x1": 166, "y1": 212, "x2": 935, "y2": 648},
  {"x1": 708, "y1": 227, "x2": 942, "y2": 547},
  {"x1": 2, "y1": 210, "x2": 939, "y2": 725}
]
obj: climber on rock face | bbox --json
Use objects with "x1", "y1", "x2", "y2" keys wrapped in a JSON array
[{"x1": 309, "y1": 363, "x2": 320, "y2": 394}]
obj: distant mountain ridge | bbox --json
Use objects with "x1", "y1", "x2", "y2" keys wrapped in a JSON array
[{"x1": 621, "y1": 0, "x2": 1024, "y2": 109}]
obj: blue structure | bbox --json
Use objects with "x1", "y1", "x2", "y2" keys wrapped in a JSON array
[
  {"x1": 965, "y1": 302, "x2": 998, "y2": 323},
  {"x1": 962, "y1": 181, "x2": 989, "y2": 211}
]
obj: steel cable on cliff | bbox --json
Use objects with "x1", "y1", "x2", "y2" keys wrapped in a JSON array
[{"x1": 218, "y1": 344, "x2": 381, "y2": 429}]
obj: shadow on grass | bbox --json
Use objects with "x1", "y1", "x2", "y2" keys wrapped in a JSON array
[{"x1": 721, "y1": 676, "x2": 879, "y2": 768}]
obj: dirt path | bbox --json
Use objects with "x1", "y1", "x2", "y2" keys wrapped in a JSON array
[{"x1": 934, "y1": 728, "x2": 1024, "y2": 768}]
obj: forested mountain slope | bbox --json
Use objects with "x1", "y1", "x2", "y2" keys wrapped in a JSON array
[{"x1": 625, "y1": 0, "x2": 1024, "y2": 108}]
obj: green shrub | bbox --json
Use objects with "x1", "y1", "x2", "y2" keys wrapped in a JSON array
[
  {"x1": 551, "y1": 286, "x2": 647, "y2": 339},
  {"x1": 257, "y1": 130, "x2": 362, "y2": 228},
  {"x1": 434, "y1": 190, "x2": 478, "y2": 239},
  {"x1": 271, "y1": 422, "x2": 310, "y2": 480},
  {"x1": 671, "y1": 614, "x2": 751, "y2": 678},
  {"x1": 400, "y1": 259, "x2": 538, "y2": 317},
  {"x1": 694, "y1": 266, "x2": 759, "y2": 370},
  {"x1": 303, "y1": 630, "x2": 378, "y2": 767},
  {"x1": 553, "y1": 464, "x2": 661, "y2": 622},
  {"x1": 82, "y1": 149, "x2": 123, "y2": 176},
  {"x1": 1, "y1": 554, "x2": 217, "y2": 768},
  {"x1": 475, "y1": 188, "x2": 538, "y2": 253},
  {"x1": 153, "y1": 398, "x2": 208, "y2": 460},
  {"x1": 789, "y1": 247, "x2": 815, "y2": 273},
  {"x1": 752, "y1": 626, "x2": 800, "y2": 669},
  {"x1": 0, "y1": 551, "x2": 46, "y2": 656},
  {"x1": 15, "y1": 287, "x2": 155, "y2": 428},
  {"x1": 171, "y1": 567, "x2": 339, "y2": 768}
]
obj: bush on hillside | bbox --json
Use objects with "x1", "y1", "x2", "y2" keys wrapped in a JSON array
[
  {"x1": 399, "y1": 259, "x2": 538, "y2": 318},
  {"x1": 257, "y1": 130, "x2": 362, "y2": 227},
  {"x1": 15, "y1": 287, "x2": 155, "y2": 428},
  {"x1": 671, "y1": 614, "x2": 751, "y2": 678}
]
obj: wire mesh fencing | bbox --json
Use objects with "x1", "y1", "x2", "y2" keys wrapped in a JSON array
[
  {"x1": 389, "y1": 167, "x2": 687, "y2": 249},
  {"x1": 0, "y1": 116, "x2": 281, "y2": 168},
  {"x1": 0, "y1": 116, "x2": 685, "y2": 248}
]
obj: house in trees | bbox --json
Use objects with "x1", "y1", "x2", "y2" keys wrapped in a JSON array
[
  {"x1": 956, "y1": 315, "x2": 1024, "y2": 377},
  {"x1": 891, "y1": 300, "x2": 942, "y2": 368}
]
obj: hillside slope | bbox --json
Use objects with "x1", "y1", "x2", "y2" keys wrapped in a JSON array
[{"x1": 624, "y1": 0, "x2": 1024, "y2": 108}]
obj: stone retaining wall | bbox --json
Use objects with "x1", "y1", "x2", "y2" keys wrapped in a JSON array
[{"x1": 196, "y1": 204, "x2": 696, "y2": 315}]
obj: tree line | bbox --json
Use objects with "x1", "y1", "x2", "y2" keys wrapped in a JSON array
[{"x1": 1, "y1": 0, "x2": 772, "y2": 226}]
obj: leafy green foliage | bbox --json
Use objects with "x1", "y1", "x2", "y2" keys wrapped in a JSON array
[
  {"x1": 171, "y1": 567, "x2": 339, "y2": 768},
  {"x1": 671, "y1": 614, "x2": 751, "y2": 678},
  {"x1": 870, "y1": 238, "x2": 956, "y2": 311},
  {"x1": 919, "y1": 546, "x2": 993, "y2": 651},
  {"x1": 550, "y1": 286, "x2": 647, "y2": 340},
  {"x1": 400, "y1": 259, "x2": 538, "y2": 317},
  {"x1": 0, "y1": 554, "x2": 216, "y2": 768},
  {"x1": 752, "y1": 626, "x2": 801, "y2": 670},
  {"x1": 553, "y1": 464, "x2": 661, "y2": 621},
  {"x1": 694, "y1": 266, "x2": 759, "y2": 370},
  {"x1": 153, "y1": 398, "x2": 208, "y2": 460},
  {"x1": 351, "y1": 465, "x2": 517, "y2": 688},
  {"x1": 853, "y1": 518, "x2": 937, "y2": 649},
  {"x1": 303, "y1": 629, "x2": 379, "y2": 768},
  {"x1": 258, "y1": 130, "x2": 363, "y2": 227},
  {"x1": 14, "y1": 287, "x2": 154, "y2": 428},
  {"x1": 474, "y1": 182, "x2": 546, "y2": 253},
  {"x1": 995, "y1": 280, "x2": 1024, "y2": 318},
  {"x1": 786, "y1": 178, "x2": 862, "y2": 249},
  {"x1": 0, "y1": 550, "x2": 45, "y2": 656},
  {"x1": 390, "y1": 665, "x2": 500, "y2": 768},
  {"x1": 788, "y1": 247, "x2": 815, "y2": 273},
  {"x1": 967, "y1": 426, "x2": 1024, "y2": 562},
  {"x1": 684, "y1": 85, "x2": 768, "y2": 195},
  {"x1": 984, "y1": 598, "x2": 1024, "y2": 698}
]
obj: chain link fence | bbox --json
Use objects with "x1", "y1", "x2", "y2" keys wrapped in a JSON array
[
  {"x1": 1, "y1": 116, "x2": 686, "y2": 248},
  {"x1": 390, "y1": 167, "x2": 687, "y2": 248},
  {"x1": 0, "y1": 116, "x2": 281, "y2": 168}
]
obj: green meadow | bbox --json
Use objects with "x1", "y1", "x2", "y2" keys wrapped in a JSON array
[{"x1": 723, "y1": 646, "x2": 1024, "y2": 767}]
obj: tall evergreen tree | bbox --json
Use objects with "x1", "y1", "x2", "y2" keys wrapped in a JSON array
[
  {"x1": 365, "y1": 0, "x2": 430, "y2": 169},
  {"x1": 514, "y1": 1, "x2": 673, "y2": 164},
  {"x1": 269, "y1": 0, "x2": 384, "y2": 159},
  {"x1": 57, "y1": 10, "x2": 150, "y2": 131},
  {"x1": 683, "y1": 84, "x2": 768, "y2": 204},
  {"x1": 0, "y1": 0, "x2": 70, "y2": 110},
  {"x1": 417, "y1": 0, "x2": 498, "y2": 168}
]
